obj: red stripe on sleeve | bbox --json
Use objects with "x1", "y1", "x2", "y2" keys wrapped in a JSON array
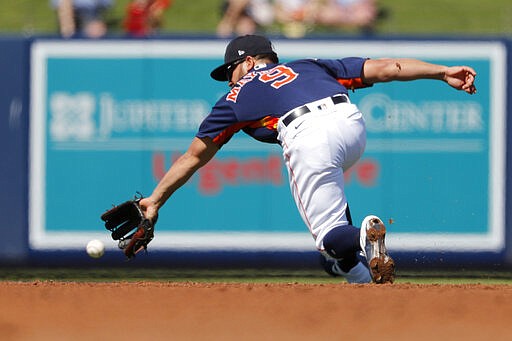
[{"x1": 337, "y1": 77, "x2": 367, "y2": 91}]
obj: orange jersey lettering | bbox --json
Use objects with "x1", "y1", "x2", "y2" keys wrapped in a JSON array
[{"x1": 259, "y1": 65, "x2": 298, "y2": 89}]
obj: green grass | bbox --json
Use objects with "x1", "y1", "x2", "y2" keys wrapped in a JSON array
[
  {"x1": 1, "y1": 268, "x2": 511, "y2": 285},
  {"x1": 1, "y1": 0, "x2": 511, "y2": 36},
  {"x1": 375, "y1": 0, "x2": 512, "y2": 36}
]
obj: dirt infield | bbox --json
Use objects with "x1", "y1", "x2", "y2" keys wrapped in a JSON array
[{"x1": 1, "y1": 281, "x2": 511, "y2": 341}]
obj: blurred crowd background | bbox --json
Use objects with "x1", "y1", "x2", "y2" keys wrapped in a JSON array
[{"x1": 1, "y1": 0, "x2": 511, "y2": 39}]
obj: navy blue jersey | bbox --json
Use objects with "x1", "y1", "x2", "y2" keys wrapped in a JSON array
[{"x1": 196, "y1": 57, "x2": 370, "y2": 147}]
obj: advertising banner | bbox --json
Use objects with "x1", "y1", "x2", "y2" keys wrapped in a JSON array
[{"x1": 30, "y1": 39, "x2": 506, "y2": 252}]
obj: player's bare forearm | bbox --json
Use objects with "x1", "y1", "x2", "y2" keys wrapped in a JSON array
[
  {"x1": 362, "y1": 58, "x2": 477, "y2": 94},
  {"x1": 150, "y1": 137, "x2": 218, "y2": 205},
  {"x1": 139, "y1": 137, "x2": 218, "y2": 220}
]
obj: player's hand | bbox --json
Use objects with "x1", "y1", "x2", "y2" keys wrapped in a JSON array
[
  {"x1": 139, "y1": 197, "x2": 159, "y2": 223},
  {"x1": 444, "y1": 66, "x2": 477, "y2": 94}
]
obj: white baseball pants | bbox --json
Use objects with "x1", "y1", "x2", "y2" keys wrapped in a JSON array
[{"x1": 277, "y1": 95, "x2": 366, "y2": 250}]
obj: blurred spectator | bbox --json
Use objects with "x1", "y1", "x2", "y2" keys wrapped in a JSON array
[
  {"x1": 274, "y1": 0, "x2": 385, "y2": 37},
  {"x1": 313, "y1": 0, "x2": 379, "y2": 34},
  {"x1": 216, "y1": 0, "x2": 274, "y2": 38},
  {"x1": 124, "y1": 0, "x2": 172, "y2": 37},
  {"x1": 274, "y1": 0, "x2": 316, "y2": 38},
  {"x1": 51, "y1": 0, "x2": 113, "y2": 38}
]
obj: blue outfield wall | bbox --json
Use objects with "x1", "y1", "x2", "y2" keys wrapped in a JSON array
[
  {"x1": 506, "y1": 38, "x2": 512, "y2": 268},
  {"x1": 1, "y1": 35, "x2": 510, "y2": 269},
  {"x1": 0, "y1": 37, "x2": 30, "y2": 263}
]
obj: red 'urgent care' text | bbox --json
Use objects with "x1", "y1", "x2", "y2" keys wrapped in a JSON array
[{"x1": 152, "y1": 153, "x2": 379, "y2": 195}]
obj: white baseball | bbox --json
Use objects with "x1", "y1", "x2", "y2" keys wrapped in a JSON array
[{"x1": 86, "y1": 239, "x2": 105, "y2": 258}]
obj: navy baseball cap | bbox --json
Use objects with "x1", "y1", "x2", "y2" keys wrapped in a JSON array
[{"x1": 210, "y1": 35, "x2": 277, "y2": 81}]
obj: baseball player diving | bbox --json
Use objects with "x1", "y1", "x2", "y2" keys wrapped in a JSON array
[{"x1": 137, "y1": 35, "x2": 477, "y2": 283}]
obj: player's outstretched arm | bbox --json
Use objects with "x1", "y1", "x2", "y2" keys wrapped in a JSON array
[
  {"x1": 139, "y1": 137, "x2": 219, "y2": 221},
  {"x1": 362, "y1": 58, "x2": 477, "y2": 94}
]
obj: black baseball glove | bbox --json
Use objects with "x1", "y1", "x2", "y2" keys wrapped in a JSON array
[{"x1": 100, "y1": 195, "x2": 155, "y2": 259}]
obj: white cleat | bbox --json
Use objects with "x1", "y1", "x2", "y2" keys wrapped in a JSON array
[
  {"x1": 321, "y1": 255, "x2": 372, "y2": 284},
  {"x1": 340, "y1": 261, "x2": 372, "y2": 284},
  {"x1": 360, "y1": 215, "x2": 395, "y2": 284}
]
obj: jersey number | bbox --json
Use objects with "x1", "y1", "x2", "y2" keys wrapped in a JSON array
[{"x1": 259, "y1": 65, "x2": 298, "y2": 89}]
